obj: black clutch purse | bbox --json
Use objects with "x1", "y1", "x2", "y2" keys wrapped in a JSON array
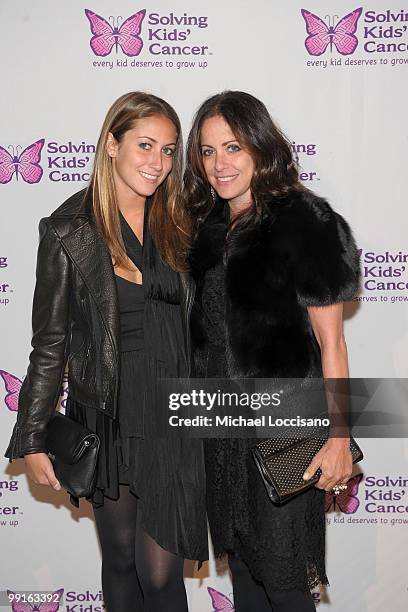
[
  {"x1": 45, "y1": 412, "x2": 100, "y2": 505},
  {"x1": 252, "y1": 428, "x2": 363, "y2": 504}
]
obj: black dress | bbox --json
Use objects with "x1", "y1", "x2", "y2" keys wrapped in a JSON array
[
  {"x1": 67, "y1": 210, "x2": 207, "y2": 561},
  {"x1": 193, "y1": 253, "x2": 328, "y2": 592}
]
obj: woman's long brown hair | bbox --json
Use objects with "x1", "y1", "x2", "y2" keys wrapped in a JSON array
[{"x1": 85, "y1": 91, "x2": 190, "y2": 271}]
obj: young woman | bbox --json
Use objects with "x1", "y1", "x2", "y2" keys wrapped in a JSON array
[
  {"x1": 185, "y1": 91, "x2": 361, "y2": 611},
  {"x1": 5, "y1": 92, "x2": 207, "y2": 612}
]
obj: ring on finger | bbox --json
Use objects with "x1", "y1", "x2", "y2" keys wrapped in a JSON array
[{"x1": 332, "y1": 483, "x2": 348, "y2": 495}]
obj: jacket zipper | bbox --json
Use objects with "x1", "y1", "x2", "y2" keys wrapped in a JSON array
[
  {"x1": 80, "y1": 295, "x2": 91, "y2": 382},
  {"x1": 81, "y1": 344, "x2": 91, "y2": 381},
  {"x1": 86, "y1": 294, "x2": 119, "y2": 412}
]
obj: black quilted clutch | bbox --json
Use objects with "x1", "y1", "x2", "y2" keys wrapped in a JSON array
[
  {"x1": 45, "y1": 412, "x2": 100, "y2": 505},
  {"x1": 252, "y1": 430, "x2": 363, "y2": 504}
]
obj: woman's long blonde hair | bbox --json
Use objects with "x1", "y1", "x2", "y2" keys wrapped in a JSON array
[{"x1": 85, "y1": 91, "x2": 190, "y2": 271}]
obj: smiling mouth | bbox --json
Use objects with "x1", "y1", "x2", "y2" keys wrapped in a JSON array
[
  {"x1": 215, "y1": 175, "x2": 238, "y2": 183},
  {"x1": 139, "y1": 171, "x2": 160, "y2": 181}
]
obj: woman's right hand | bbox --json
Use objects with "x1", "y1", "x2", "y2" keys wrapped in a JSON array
[{"x1": 24, "y1": 453, "x2": 61, "y2": 490}]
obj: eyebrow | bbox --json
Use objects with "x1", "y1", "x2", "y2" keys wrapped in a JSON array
[
  {"x1": 200, "y1": 139, "x2": 238, "y2": 148},
  {"x1": 137, "y1": 136, "x2": 176, "y2": 146}
]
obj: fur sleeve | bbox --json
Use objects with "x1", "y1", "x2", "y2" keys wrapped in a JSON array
[{"x1": 293, "y1": 194, "x2": 361, "y2": 307}]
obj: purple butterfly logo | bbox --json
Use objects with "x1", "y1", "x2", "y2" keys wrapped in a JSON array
[
  {"x1": 0, "y1": 140, "x2": 44, "y2": 184},
  {"x1": 0, "y1": 370, "x2": 69, "y2": 412},
  {"x1": 85, "y1": 9, "x2": 146, "y2": 57},
  {"x1": 301, "y1": 8, "x2": 363, "y2": 56},
  {"x1": 208, "y1": 587, "x2": 235, "y2": 612},
  {"x1": 0, "y1": 370, "x2": 22, "y2": 412},
  {"x1": 325, "y1": 473, "x2": 363, "y2": 514},
  {"x1": 7, "y1": 589, "x2": 63, "y2": 612}
]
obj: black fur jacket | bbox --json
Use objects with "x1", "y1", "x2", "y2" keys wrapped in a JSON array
[{"x1": 189, "y1": 189, "x2": 361, "y2": 379}]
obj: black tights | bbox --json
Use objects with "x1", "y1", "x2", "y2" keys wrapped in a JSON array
[
  {"x1": 228, "y1": 553, "x2": 316, "y2": 612},
  {"x1": 93, "y1": 484, "x2": 188, "y2": 612}
]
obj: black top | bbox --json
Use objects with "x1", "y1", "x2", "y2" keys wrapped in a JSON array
[{"x1": 115, "y1": 276, "x2": 144, "y2": 352}]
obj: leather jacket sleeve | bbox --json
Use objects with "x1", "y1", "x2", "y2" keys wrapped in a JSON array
[{"x1": 4, "y1": 218, "x2": 71, "y2": 460}]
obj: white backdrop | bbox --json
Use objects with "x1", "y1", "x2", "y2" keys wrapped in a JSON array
[{"x1": 1, "y1": 1, "x2": 408, "y2": 610}]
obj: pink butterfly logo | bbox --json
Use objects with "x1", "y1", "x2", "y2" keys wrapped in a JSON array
[
  {"x1": 325, "y1": 473, "x2": 363, "y2": 514},
  {"x1": 0, "y1": 140, "x2": 44, "y2": 184},
  {"x1": 7, "y1": 588, "x2": 64, "y2": 612},
  {"x1": 0, "y1": 370, "x2": 22, "y2": 412},
  {"x1": 85, "y1": 9, "x2": 146, "y2": 57},
  {"x1": 301, "y1": 8, "x2": 363, "y2": 56},
  {"x1": 208, "y1": 587, "x2": 235, "y2": 612}
]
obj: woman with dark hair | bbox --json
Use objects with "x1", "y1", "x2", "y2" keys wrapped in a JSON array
[
  {"x1": 185, "y1": 91, "x2": 360, "y2": 611},
  {"x1": 5, "y1": 91, "x2": 207, "y2": 612}
]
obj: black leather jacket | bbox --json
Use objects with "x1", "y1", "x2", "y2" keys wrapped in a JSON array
[{"x1": 5, "y1": 190, "x2": 195, "y2": 460}]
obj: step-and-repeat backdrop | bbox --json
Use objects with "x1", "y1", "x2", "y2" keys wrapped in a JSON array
[{"x1": 1, "y1": 1, "x2": 407, "y2": 610}]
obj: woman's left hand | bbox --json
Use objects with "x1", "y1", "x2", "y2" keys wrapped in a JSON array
[{"x1": 302, "y1": 438, "x2": 353, "y2": 491}]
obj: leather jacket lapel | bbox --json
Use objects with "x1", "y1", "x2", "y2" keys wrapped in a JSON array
[{"x1": 59, "y1": 221, "x2": 120, "y2": 359}]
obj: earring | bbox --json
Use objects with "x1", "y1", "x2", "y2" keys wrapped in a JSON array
[
  {"x1": 106, "y1": 133, "x2": 117, "y2": 158},
  {"x1": 210, "y1": 186, "x2": 216, "y2": 201}
]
